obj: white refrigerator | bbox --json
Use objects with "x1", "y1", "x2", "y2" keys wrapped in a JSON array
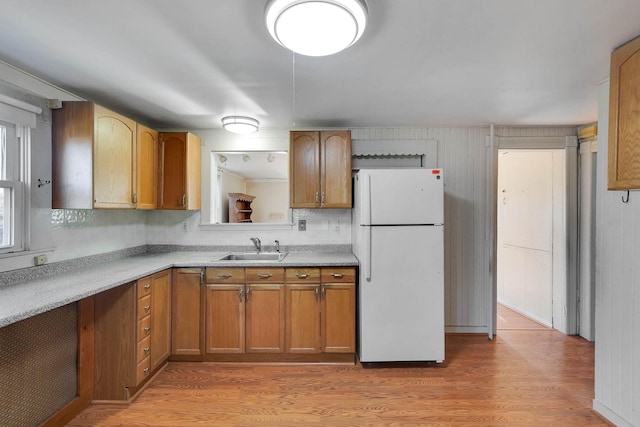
[{"x1": 352, "y1": 168, "x2": 444, "y2": 363}]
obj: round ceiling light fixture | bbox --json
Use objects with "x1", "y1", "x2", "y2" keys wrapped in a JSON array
[
  {"x1": 265, "y1": 0, "x2": 368, "y2": 56},
  {"x1": 221, "y1": 116, "x2": 260, "y2": 134}
]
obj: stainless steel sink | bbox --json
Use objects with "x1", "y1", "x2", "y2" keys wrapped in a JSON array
[{"x1": 214, "y1": 252, "x2": 288, "y2": 261}]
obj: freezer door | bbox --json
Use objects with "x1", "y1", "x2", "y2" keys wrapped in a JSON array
[
  {"x1": 358, "y1": 169, "x2": 443, "y2": 225},
  {"x1": 358, "y1": 225, "x2": 444, "y2": 362}
]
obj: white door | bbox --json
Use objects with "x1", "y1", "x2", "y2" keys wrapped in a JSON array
[
  {"x1": 497, "y1": 149, "x2": 565, "y2": 327},
  {"x1": 359, "y1": 225, "x2": 444, "y2": 362}
]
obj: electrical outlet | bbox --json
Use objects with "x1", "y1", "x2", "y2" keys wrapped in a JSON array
[
  {"x1": 34, "y1": 254, "x2": 48, "y2": 266},
  {"x1": 298, "y1": 219, "x2": 307, "y2": 231},
  {"x1": 181, "y1": 221, "x2": 188, "y2": 231}
]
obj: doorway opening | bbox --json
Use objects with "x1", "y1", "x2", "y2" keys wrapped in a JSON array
[
  {"x1": 496, "y1": 149, "x2": 566, "y2": 329},
  {"x1": 487, "y1": 135, "x2": 579, "y2": 338}
]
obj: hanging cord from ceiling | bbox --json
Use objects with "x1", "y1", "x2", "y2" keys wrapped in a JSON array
[{"x1": 292, "y1": 51, "x2": 296, "y2": 128}]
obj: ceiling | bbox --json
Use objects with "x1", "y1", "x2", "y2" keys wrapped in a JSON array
[{"x1": 1, "y1": 0, "x2": 640, "y2": 130}]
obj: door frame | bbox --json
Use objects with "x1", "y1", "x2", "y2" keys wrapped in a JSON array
[{"x1": 486, "y1": 135, "x2": 579, "y2": 337}]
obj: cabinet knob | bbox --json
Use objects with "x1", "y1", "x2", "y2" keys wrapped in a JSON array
[
  {"x1": 144, "y1": 305, "x2": 151, "y2": 311},
  {"x1": 144, "y1": 327, "x2": 151, "y2": 333},
  {"x1": 144, "y1": 347, "x2": 150, "y2": 353},
  {"x1": 257, "y1": 273, "x2": 272, "y2": 279},
  {"x1": 296, "y1": 274, "x2": 309, "y2": 279},
  {"x1": 143, "y1": 367, "x2": 150, "y2": 374},
  {"x1": 144, "y1": 284, "x2": 151, "y2": 290},
  {"x1": 218, "y1": 274, "x2": 233, "y2": 279},
  {"x1": 331, "y1": 273, "x2": 344, "y2": 279}
]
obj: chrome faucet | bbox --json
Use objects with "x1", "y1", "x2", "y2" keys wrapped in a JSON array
[
  {"x1": 274, "y1": 240, "x2": 280, "y2": 253},
  {"x1": 250, "y1": 237, "x2": 261, "y2": 253}
]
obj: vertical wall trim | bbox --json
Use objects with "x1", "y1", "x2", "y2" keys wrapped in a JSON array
[{"x1": 487, "y1": 124, "x2": 496, "y2": 339}]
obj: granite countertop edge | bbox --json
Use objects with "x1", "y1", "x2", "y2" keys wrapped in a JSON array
[{"x1": 0, "y1": 248, "x2": 358, "y2": 328}]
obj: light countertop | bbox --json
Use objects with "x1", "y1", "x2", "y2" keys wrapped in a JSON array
[{"x1": 0, "y1": 250, "x2": 358, "y2": 328}]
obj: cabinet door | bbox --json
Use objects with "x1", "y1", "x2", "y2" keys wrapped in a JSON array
[
  {"x1": 171, "y1": 268, "x2": 203, "y2": 356},
  {"x1": 159, "y1": 132, "x2": 201, "y2": 210},
  {"x1": 246, "y1": 284, "x2": 285, "y2": 353},
  {"x1": 136, "y1": 124, "x2": 158, "y2": 209},
  {"x1": 93, "y1": 282, "x2": 136, "y2": 400},
  {"x1": 320, "y1": 131, "x2": 352, "y2": 208},
  {"x1": 93, "y1": 104, "x2": 136, "y2": 209},
  {"x1": 159, "y1": 132, "x2": 186, "y2": 209},
  {"x1": 290, "y1": 131, "x2": 321, "y2": 208},
  {"x1": 205, "y1": 284, "x2": 245, "y2": 353},
  {"x1": 609, "y1": 34, "x2": 640, "y2": 190},
  {"x1": 150, "y1": 270, "x2": 171, "y2": 369},
  {"x1": 285, "y1": 284, "x2": 321, "y2": 353},
  {"x1": 321, "y1": 283, "x2": 356, "y2": 353}
]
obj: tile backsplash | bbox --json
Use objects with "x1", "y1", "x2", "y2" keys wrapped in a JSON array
[{"x1": 1, "y1": 208, "x2": 352, "y2": 273}]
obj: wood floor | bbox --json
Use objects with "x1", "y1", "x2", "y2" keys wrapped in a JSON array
[
  {"x1": 496, "y1": 303, "x2": 551, "y2": 330},
  {"x1": 68, "y1": 326, "x2": 605, "y2": 426}
]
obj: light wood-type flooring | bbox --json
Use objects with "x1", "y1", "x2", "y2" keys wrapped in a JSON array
[{"x1": 68, "y1": 315, "x2": 604, "y2": 426}]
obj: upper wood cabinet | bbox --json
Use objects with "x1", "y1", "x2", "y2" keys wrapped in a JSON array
[
  {"x1": 609, "y1": 34, "x2": 640, "y2": 190},
  {"x1": 136, "y1": 124, "x2": 159, "y2": 209},
  {"x1": 289, "y1": 130, "x2": 352, "y2": 208},
  {"x1": 53, "y1": 102, "x2": 137, "y2": 209},
  {"x1": 158, "y1": 132, "x2": 202, "y2": 210}
]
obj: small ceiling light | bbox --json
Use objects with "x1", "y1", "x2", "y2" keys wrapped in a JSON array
[
  {"x1": 221, "y1": 116, "x2": 259, "y2": 134},
  {"x1": 265, "y1": 0, "x2": 368, "y2": 56}
]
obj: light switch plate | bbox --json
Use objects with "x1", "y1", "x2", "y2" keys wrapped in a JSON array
[{"x1": 298, "y1": 219, "x2": 306, "y2": 231}]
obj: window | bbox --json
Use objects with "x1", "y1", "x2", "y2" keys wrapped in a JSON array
[{"x1": 0, "y1": 120, "x2": 24, "y2": 253}]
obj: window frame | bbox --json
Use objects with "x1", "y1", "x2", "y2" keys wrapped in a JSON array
[{"x1": 0, "y1": 120, "x2": 26, "y2": 254}]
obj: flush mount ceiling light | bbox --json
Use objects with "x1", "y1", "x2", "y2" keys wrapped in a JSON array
[
  {"x1": 265, "y1": 0, "x2": 368, "y2": 56},
  {"x1": 221, "y1": 116, "x2": 260, "y2": 134}
]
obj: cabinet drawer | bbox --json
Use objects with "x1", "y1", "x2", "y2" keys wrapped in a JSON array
[
  {"x1": 137, "y1": 278, "x2": 152, "y2": 298},
  {"x1": 206, "y1": 267, "x2": 245, "y2": 284},
  {"x1": 137, "y1": 315, "x2": 151, "y2": 340},
  {"x1": 137, "y1": 294, "x2": 152, "y2": 320},
  {"x1": 286, "y1": 268, "x2": 320, "y2": 283},
  {"x1": 246, "y1": 267, "x2": 284, "y2": 283},
  {"x1": 136, "y1": 356, "x2": 151, "y2": 385},
  {"x1": 321, "y1": 267, "x2": 356, "y2": 283},
  {"x1": 137, "y1": 334, "x2": 151, "y2": 362}
]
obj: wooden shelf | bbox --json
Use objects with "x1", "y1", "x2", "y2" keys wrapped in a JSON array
[{"x1": 228, "y1": 193, "x2": 255, "y2": 223}]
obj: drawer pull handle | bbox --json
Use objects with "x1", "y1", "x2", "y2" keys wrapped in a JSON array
[
  {"x1": 331, "y1": 273, "x2": 344, "y2": 278},
  {"x1": 296, "y1": 274, "x2": 309, "y2": 279},
  {"x1": 143, "y1": 367, "x2": 150, "y2": 373},
  {"x1": 218, "y1": 274, "x2": 233, "y2": 279},
  {"x1": 144, "y1": 327, "x2": 151, "y2": 333},
  {"x1": 144, "y1": 284, "x2": 151, "y2": 290},
  {"x1": 257, "y1": 274, "x2": 272, "y2": 279},
  {"x1": 144, "y1": 347, "x2": 150, "y2": 353},
  {"x1": 144, "y1": 305, "x2": 151, "y2": 311}
]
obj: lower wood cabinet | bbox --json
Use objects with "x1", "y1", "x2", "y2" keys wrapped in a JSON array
[
  {"x1": 204, "y1": 266, "x2": 355, "y2": 361},
  {"x1": 205, "y1": 267, "x2": 285, "y2": 354},
  {"x1": 171, "y1": 268, "x2": 204, "y2": 357},
  {"x1": 93, "y1": 269, "x2": 171, "y2": 401},
  {"x1": 286, "y1": 267, "x2": 356, "y2": 354}
]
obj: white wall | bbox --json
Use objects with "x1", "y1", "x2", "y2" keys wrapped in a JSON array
[
  {"x1": 246, "y1": 181, "x2": 288, "y2": 223},
  {"x1": 593, "y1": 80, "x2": 640, "y2": 427}
]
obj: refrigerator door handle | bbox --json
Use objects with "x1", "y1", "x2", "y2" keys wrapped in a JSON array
[
  {"x1": 364, "y1": 225, "x2": 372, "y2": 281},
  {"x1": 362, "y1": 173, "x2": 372, "y2": 225}
]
